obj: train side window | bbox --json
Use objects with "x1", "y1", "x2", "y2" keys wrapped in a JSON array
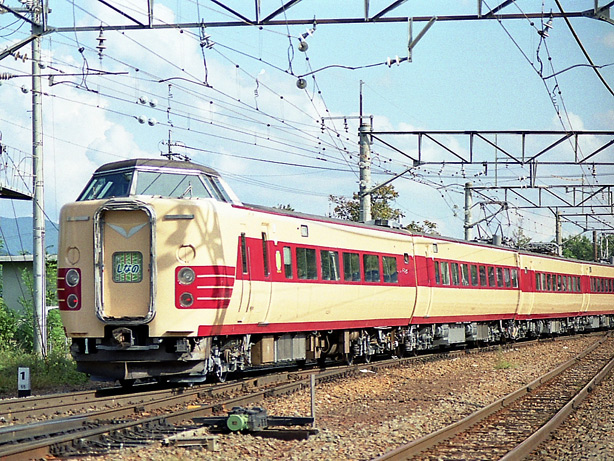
[
  {"x1": 296, "y1": 247, "x2": 317, "y2": 280},
  {"x1": 504, "y1": 268, "x2": 511, "y2": 288},
  {"x1": 321, "y1": 250, "x2": 341, "y2": 281},
  {"x1": 434, "y1": 261, "x2": 441, "y2": 285},
  {"x1": 576, "y1": 277, "x2": 581, "y2": 292},
  {"x1": 496, "y1": 268, "x2": 504, "y2": 287},
  {"x1": 240, "y1": 233, "x2": 248, "y2": 274},
  {"x1": 541, "y1": 273, "x2": 546, "y2": 291},
  {"x1": 511, "y1": 269, "x2": 518, "y2": 288},
  {"x1": 547, "y1": 274, "x2": 553, "y2": 291},
  {"x1": 535, "y1": 273, "x2": 541, "y2": 291},
  {"x1": 404, "y1": 253, "x2": 410, "y2": 264},
  {"x1": 440, "y1": 261, "x2": 450, "y2": 285},
  {"x1": 363, "y1": 254, "x2": 380, "y2": 283},
  {"x1": 383, "y1": 256, "x2": 398, "y2": 283},
  {"x1": 487, "y1": 267, "x2": 495, "y2": 287},
  {"x1": 597, "y1": 278, "x2": 602, "y2": 292},
  {"x1": 557, "y1": 275, "x2": 563, "y2": 292},
  {"x1": 343, "y1": 252, "x2": 361, "y2": 282},
  {"x1": 479, "y1": 266, "x2": 487, "y2": 287},
  {"x1": 470, "y1": 265, "x2": 479, "y2": 286},
  {"x1": 590, "y1": 278, "x2": 595, "y2": 292},
  {"x1": 283, "y1": 246, "x2": 293, "y2": 279},
  {"x1": 461, "y1": 264, "x2": 470, "y2": 286},
  {"x1": 261, "y1": 233, "x2": 270, "y2": 277},
  {"x1": 451, "y1": 263, "x2": 460, "y2": 285}
]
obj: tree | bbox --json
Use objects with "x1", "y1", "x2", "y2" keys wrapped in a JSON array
[
  {"x1": 329, "y1": 185, "x2": 438, "y2": 234},
  {"x1": 274, "y1": 204, "x2": 295, "y2": 211},
  {"x1": 561, "y1": 234, "x2": 593, "y2": 261},
  {"x1": 329, "y1": 185, "x2": 404, "y2": 222}
]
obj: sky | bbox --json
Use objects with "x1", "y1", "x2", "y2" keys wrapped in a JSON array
[{"x1": 0, "y1": 1, "x2": 613, "y2": 255}]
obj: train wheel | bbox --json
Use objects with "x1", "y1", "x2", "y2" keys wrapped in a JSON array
[{"x1": 215, "y1": 367, "x2": 228, "y2": 383}]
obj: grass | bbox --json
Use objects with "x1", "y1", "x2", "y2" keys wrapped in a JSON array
[
  {"x1": 494, "y1": 347, "x2": 518, "y2": 370},
  {"x1": 0, "y1": 346, "x2": 89, "y2": 396}
]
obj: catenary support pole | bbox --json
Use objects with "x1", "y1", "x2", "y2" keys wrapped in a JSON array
[
  {"x1": 464, "y1": 182, "x2": 473, "y2": 241},
  {"x1": 32, "y1": 2, "x2": 46, "y2": 356},
  {"x1": 359, "y1": 119, "x2": 372, "y2": 223}
]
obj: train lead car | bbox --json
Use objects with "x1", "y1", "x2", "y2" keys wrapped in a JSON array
[{"x1": 57, "y1": 157, "x2": 614, "y2": 384}]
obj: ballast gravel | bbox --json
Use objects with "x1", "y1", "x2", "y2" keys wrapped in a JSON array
[{"x1": 70, "y1": 335, "x2": 612, "y2": 461}]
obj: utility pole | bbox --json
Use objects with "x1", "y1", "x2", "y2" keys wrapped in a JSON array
[
  {"x1": 358, "y1": 119, "x2": 372, "y2": 223},
  {"x1": 555, "y1": 210, "x2": 562, "y2": 256},
  {"x1": 32, "y1": 1, "x2": 46, "y2": 356},
  {"x1": 464, "y1": 182, "x2": 473, "y2": 241}
]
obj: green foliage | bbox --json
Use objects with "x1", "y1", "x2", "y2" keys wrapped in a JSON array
[
  {"x1": 330, "y1": 185, "x2": 405, "y2": 222},
  {"x1": 406, "y1": 220, "x2": 440, "y2": 235},
  {"x1": 494, "y1": 347, "x2": 517, "y2": 370},
  {"x1": 274, "y1": 204, "x2": 295, "y2": 211},
  {"x1": 562, "y1": 234, "x2": 594, "y2": 261},
  {"x1": 329, "y1": 185, "x2": 439, "y2": 234},
  {"x1": 0, "y1": 301, "x2": 17, "y2": 347},
  {"x1": 0, "y1": 347, "x2": 88, "y2": 395}
]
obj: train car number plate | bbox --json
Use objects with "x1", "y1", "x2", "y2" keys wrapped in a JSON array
[{"x1": 113, "y1": 251, "x2": 143, "y2": 283}]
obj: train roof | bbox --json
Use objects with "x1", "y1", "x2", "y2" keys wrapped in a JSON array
[
  {"x1": 94, "y1": 158, "x2": 221, "y2": 177},
  {"x1": 242, "y1": 203, "x2": 614, "y2": 268}
]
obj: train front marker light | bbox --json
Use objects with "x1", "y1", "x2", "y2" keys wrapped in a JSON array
[
  {"x1": 178, "y1": 267, "x2": 196, "y2": 285},
  {"x1": 65, "y1": 268, "x2": 80, "y2": 287},
  {"x1": 67, "y1": 294, "x2": 79, "y2": 309},
  {"x1": 180, "y1": 292, "x2": 194, "y2": 307}
]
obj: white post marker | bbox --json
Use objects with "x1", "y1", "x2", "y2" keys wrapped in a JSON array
[{"x1": 18, "y1": 367, "x2": 31, "y2": 397}]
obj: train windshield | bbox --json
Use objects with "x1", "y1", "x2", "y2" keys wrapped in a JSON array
[
  {"x1": 78, "y1": 171, "x2": 134, "y2": 201},
  {"x1": 135, "y1": 171, "x2": 214, "y2": 199},
  {"x1": 77, "y1": 168, "x2": 235, "y2": 202}
]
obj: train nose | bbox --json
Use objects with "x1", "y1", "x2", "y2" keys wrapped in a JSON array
[{"x1": 94, "y1": 201, "x2": 156, "y2": 324}]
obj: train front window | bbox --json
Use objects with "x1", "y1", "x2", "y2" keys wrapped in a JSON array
[
  {"x1": 135, "y1": 171, "x2": 212, "y2": 198},
  {"x1": 78, "y1": 171, "x2": 134, "y2": 200}
]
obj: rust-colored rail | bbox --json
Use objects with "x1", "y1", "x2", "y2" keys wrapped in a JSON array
[{"x1": 376, "y1": 333, "x2": 614, "y2": 460}]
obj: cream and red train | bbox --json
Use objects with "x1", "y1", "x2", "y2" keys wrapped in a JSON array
[{"x1": 57, "y1": 158, "x2": 614, "y2": 383}]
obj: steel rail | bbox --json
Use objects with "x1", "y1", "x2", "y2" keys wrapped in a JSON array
[{"x1": 376, "y1": 333, "x2": 612, "y2": 460}]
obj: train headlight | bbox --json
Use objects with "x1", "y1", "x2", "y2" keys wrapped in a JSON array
[
  {"x1": 177, "y1": 267, "x2": 196, "y2": 285},
  {"x1": 66, "y1": 269, "x2": 80, "y2": 287},
  {"x1": 66, "y1": 294, "x2": 79, "y2": 309},
  {"x1": 179, "y1": 292, "x2": 194, "y2": 307}
]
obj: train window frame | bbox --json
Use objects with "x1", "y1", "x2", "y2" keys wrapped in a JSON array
[
  {"x1": 535, "y1": 272, "x2": 542, "y2": 291},
  {"x1": 434, "y1": 261, "x2": 441, "y2": 285},
  {"x1": 488, "y1": 267, "x2": 496, "y2": 287},
  {"x1": 504, "y1": 268, "x2": 511, "y2": 288},
  {"x1": 296, "y1": 247, "x2": 317, "y2": 280},
  {"x1": 461, "y1": 264, "x2": 470, "y2": 286},
  {"x1": 321, "y1": 250, "x2": 341, "y2": 281},
  {"x1": 451, "y1": 263, "x2": 460, "y2": 286},
  {"x1": 440, "y1": 261, "x2": 450, "y2": 286},
  {"x1": 404, "y1": 253, "x2": 410, "y2": 264},
  {"x1": 511, "y1": 269, "x2": 518, "y2": 288},
  {"x1": 283, "y1": 246, "x2": 293, "y2": 279},
  {"x1": 136, "y1": 171, "x2": 212, "y2": 199},
  {"x1": 547, "y1": 274, "x2": 553, "y2": 291},
  {"x1": 240, "y1": 233, "x2": 248, "y2": 274},
  {"x1": 496, "y1": 268, "x2": 504, "y2": 287},
  {"x1": 363, "y1": 254, "x2": 381, "y2": 283},
  {"x1": 343, "y1": 252, "x2": 361, "y2": 282},
  {"x1": 470, "y1": 265, "x2": 479, "y2": 286},
  {"x1": 479, "y1": 265, "x2": 487, "y2": 287},
  {"x1": 541, "y1": 273, "x2": 547, "y2": 291},
  {"x1": 261, "y1": 233, "x2": 270, "y2": 277},
  {"x1": 79, "y1": 171, "x2": 134, "y2": 201},
  {"x1": 382, "y1": 256, "x2": 398, "y2": 284}
]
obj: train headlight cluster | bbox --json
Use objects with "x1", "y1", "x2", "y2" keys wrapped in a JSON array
[{"x1": 59, "y1": 267, "x2": 82, "y2": 311}]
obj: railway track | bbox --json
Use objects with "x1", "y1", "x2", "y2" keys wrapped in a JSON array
[
  {"x1": 0, "y1": 334, "x2": 600, "y2": 460},
  {"x1": 377, "y1": 333, "x2": 614, "y2": 460}
]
